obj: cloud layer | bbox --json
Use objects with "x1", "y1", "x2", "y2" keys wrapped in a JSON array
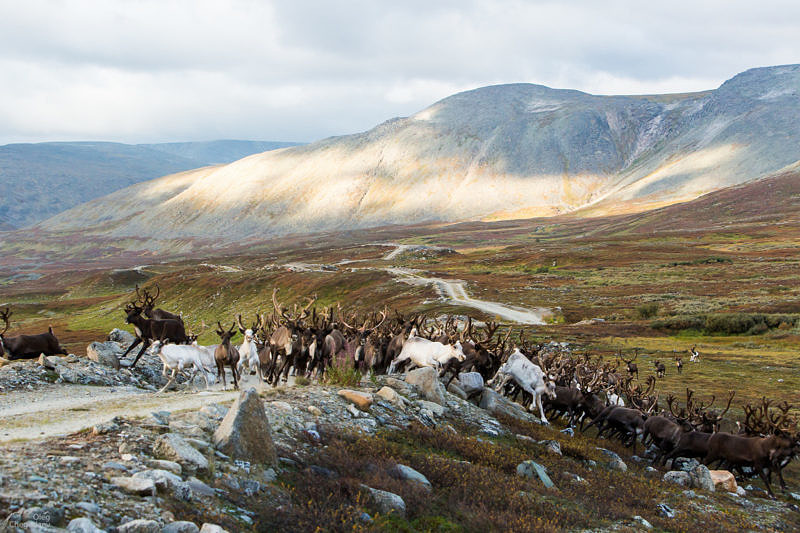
[{"x1": 0, "y1": 0, "x2": 797, "y2": 144}]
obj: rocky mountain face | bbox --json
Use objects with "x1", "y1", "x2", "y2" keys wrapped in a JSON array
[
  {"x1": 32, "y1": 65, "x2": 800, "y2": 247},
  {"x1": 0, "y1": 140, "x2": 301, "y2": 228}
]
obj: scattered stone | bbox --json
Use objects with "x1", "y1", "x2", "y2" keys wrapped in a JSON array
[
  {"x1": 385, "y1": 377, "x2": 411, "y2": 394},
  {"x1": 269, "y1": 400, "x2": 293, "y2": 412},
  {"x1": 144, "y1": 459, "x2": 182, "y2": 475},
  {"x1": 457, "y1": 372, "x2": 484, "y2": 396},
  {"x1": 74, "y1": 502, "x2": 100, "y2": 515},
  {"x1": 338, "y1": 389, "x2": 373, "y2": 411},
  {"x1": 214, "y1": 388, "x2": 277, "y2": 465},
  {"x1": 596, "y1": 448, "x2": 627, "y2": 472},
  {"x1": 111, "y1": 476, "x2": 155, "y2": 496},
  {"x1": 66, "y1": 517, "x2": 104, "y2": 533},
  {"x1": 390, "y1": 464, "x2": 432, "y2": 491},
  {"x1": 416, "y1": 400, "x2": 445, "y2": 417},
  {"x1": 199, "y1": 524, "x2": 230, "y2": 533},
  {"x1": 709, "y1": 470, "x2": 737, "y2": 493},
  {"x1": 101, "y1": 461, "x2": 128, "y2": 472},
  {"x1": 541, "y1": 440, "x2": 562, "y2": 456},
  {"x1": 200, "y1": 403, "x2": 228, "y2": 419},
  {"x1": 187, "y1": 477, "x2": 216, "y2": 497},
  {"x1": 376, "y1": 386, "x2": 405, "y2": 406},
  {"x1": 153, "y1": 433, "x2": 209, "y2": 473},
  {"x1": 516, "y1": 460, "x2": 555, "y2": 489},
  {"x1": 18, "y1": 506, "x2": 64, "y2": 526},
  {"x1": 308, "y1": 465, "x2": 338, "y2": 478},
  {"x1": 92, "y1": 420, "x2": 119, "y2": 436},
  {"x1": 404, "y1": 367, "x2": 446, "y2": 405},
  {"x1": 479, "y1": 388, "x2": 530, "y2": 421},
  {"x1": 656, "y1": 503, "x2": 676, "y2": 519},
  {"x1": 689, "y1": 464, "x2": 715, "y2": 492},
  {"x1": 560, "y1": 427, "x2": 574, "y2": 437},
  {"x1": 162, "y1": 522, "x2": 200, "y2": 533},
  {"x1": 38, "y1": 354, "x2": 56, "y2": 370},
  {"x1": 108, "y1": 328, "x2": 135, "y2": 345},
  {"x1": 117, "y1": 519, "x2": 160, "y2": 533},
  {"x1": 307, "y1": 405, "x2": 323, "y2": 416},
  {"x1": 632, "y1": 516, "x2": 653, "y2": 529},
  {"x1": 673, "y1": 457, "x2": 700, "y2": 472},
  {"x1": 447, "y1": 382, "x2": 467, "y2": 400},
  {"x1": 362, "y1": 485, "x2": 406, "y2": 517},
  {"x1": 663, "y1": 471, "x2": 691, "y2": 487},
  {"x1": 132, "y1": 469, "x2": 181, "y2": 492},
  {"x1": 86, "y1": 341, "x2": 121, "y2": 370}
]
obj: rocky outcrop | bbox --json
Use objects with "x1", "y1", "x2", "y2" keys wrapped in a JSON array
[
  {"x1": 404, "y1": 367, "x2": 446, "y2": 405},
  {"x1": 86, "y1": 342, "x2": 122, "y2": 370},
  {"x1": 213, "y1": 388, "x2": 277, "y2": 465},
  {"x1": 362, "y1": 485, "x2": 406, "y2": 517}
]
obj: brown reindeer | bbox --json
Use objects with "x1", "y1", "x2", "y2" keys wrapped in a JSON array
[
  {"x1": 653, "y1": 359, "x2": 666, "y2": 378},
  {"x1": 0, "y1": 307, "x2": 68, "y2": 359},
  {"x1": 620, "y1": 349, "x2": 639, "y2": 379},
  {"x1": 213, "y1": 322, "x2": 239, "y2": 389},
  {"x1": 120, "y1": 302, "x2": 188, "y2": 368},
  {"x1": 136, "y1": 285, "x2": 183, "y2": 323}
]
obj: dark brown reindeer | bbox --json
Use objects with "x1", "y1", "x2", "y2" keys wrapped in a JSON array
[
  {"x1": 213, "y1": 322, "x2": 239, "y2": 389},
  {"x1": 653, "y1": 359, "x2": 666, "y2": 378},
  {"x1": 120, "y1": 302, "x2": 188, "y2": 368},
  {"x1": 268, "y1": 289, "x2": 316, "y2": 385},
  {"x1": 620, "y1": 349, "x2": 639, "y2": 379},
  {"x1": 136, "y1": 285, "x2": 183, "y2": 323},
  {"x1": 674, "y1": 350, "x2": 683, "y2": 374},
  {"x1": 342, "y1": 309, "x2": 387, "y2": 373},
  {"x1": 0, "y1": 307, "x2": 68, "y2": 359}
]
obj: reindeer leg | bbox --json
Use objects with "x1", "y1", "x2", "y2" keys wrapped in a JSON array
[
  {"x1": 120, "y1": 337, "x2": 142, "y2": 359},
  {"x1": 130, "y1": 340, "x2": 150, "y2": 368},
  {"x1": 158, "y1": 368, "x2": 178, "y2": 393}
]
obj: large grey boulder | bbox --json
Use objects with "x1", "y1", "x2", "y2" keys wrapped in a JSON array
[
  {"x1": 596, "y1": 448, "x2": 627, "y2": 472},
  {"x1": 390, "y1": 464, "x2": 432, "y2": 491},
  {"x1": 66, "y1": 517, "x2": 105, "y2": 533},
  {"x1": 663, "y1": 471, "x2": 691, "y2": 487},
  {"x1": 108, "y1": 328, "x2": 135, "y2": 346},
  {"x1": 213, "y1": 388, "x2": 277, "y2": 465},
  {"x1": 86, "y1": 341, "x2": 121, "y2": 370},
  {"x1": 673, "y1": 457, "x2": 700, "y2": 472},
  {"x1": 153, "y1": 433, "x2": 208, "y2": 473},
  {"x1": 361, "y1": 485, "x2": 406, "y2": 517},
  {"x1": 404, "y1": 367, "x2": 446, "y2": 405},
  {"x1": 162, "y1": 522, "x2": 200, "y2": 533},
  {"x1": 689, "y1": 464, "x2": 716, "y2": 492},
  {"x1": 457, "y1": 372, "x2": 484, "y2": 396},
  {"x1": 479, "y1": 388, "x2": 531, "y2": 421},
  {"x1": 116, "y1": 519, "x2": 160, "y2": 533}
]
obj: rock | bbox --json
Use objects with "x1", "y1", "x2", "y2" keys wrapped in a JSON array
[
  {"x1": 656, "y1": 503, "x2": 675, "y2": 518},
  {"x1": 117, "y1": 520, "x2": 160, "y2": 533},
  {"x1": 457, "y1": 372, "x2": 484, "y2": 396},
  {"x1": 263, "y1": 468, "x2": 277, "y2": 482},
  {"x1": 66, "y1": 517, "x2": 104, "y2": 532},
  {"x1": 673, "y1": 457, "x2": 700, "y2": 472},
  {"x1": 689, "y1": 464, "x2": 715, "y2": 492},
  {"x1": 416, "y1": 400, "x2": 445, "y2": 416},
  {"x1": 179, "y1": 412, "x2": 217, "y2": 433},
  {"x1": 737, "y1": 486, "x2": 748, "y2": 497},
  {"x1": 632, "y1": 516, "x2": 653, "y2": 529},
  {"x1": 153, "y1": 433, "x2": 209, "y2": 473},
  {"x1": 185, "y1": 437, "x2": 212, "y2": 451},
  {"x1": 376, "y1": 386, "x2": 406, "y2": 406},
  {"x1": 479, "y1": 388, "x2": 530, "y2": 421},
  {"x1": 541, "y1": 440, "x2": 562, "y2": 455},
  {"x1": 337, "y1": 389, "x2": 373, "y2": 411},
  {"x1": 74, "y1": 502, "x2": 100, "y2": 515},
  {"x1": 18, "y1": 523, "x2": 65, "y2": 533},
  {"x1": 19, "y1": 506, "x2": 64, "y2": 526},
  {"x1": 187, "y1": 477, "x2": 216, "y2": 497},
  {"x1": 663, "y1": 471, "x2": 691, "y2": 487},
  {"x1": 86, "y1": 341, "x2": 121, "y2": 370},
  {"x1": 362, "y1": 485, "x2": 406, "y2": 517},
  {"x1": 307, "y1": 405, "x2": 323, "y2": 416},
  {"x1": 92, "y1": 420, "x2": 119, "y2": 436},
  {"x1": 560, "y1": 427, "x2": 574, "y2": 437},
  {"x1": 516, "y1": 460, "x2": 555, "y2": 488},
  {"x1": 213, "y1": 388, "x2": 277, "y2": 465},
  {"x1": 199, "y1": 525, "x2": 230, "y2": 533},
  {"x1": 404, "y1": 367, "x2": 446, "y2": 405},
  {"x1": 132, "y1": 469, "x2": 181, "y2": 491},
  {"x1": 101, "y1": 461, "x2": 128, "y2": 472},
  {"x1": 385, "y1": 377, "x2": 411, "y2": 394},
  {"x1": 709, "y1": 470, "x2": 737, "y2": 493},
  {"x1": 200, "y1": 403, "x2": 228, "y2": 419},
  {"x1": 269, "y1": 401, "x2": 293, "y2": 411},
  {"x1": 144, "y1": 459, "x2": 182, "y2": 475},
  {"x1": 111, "y1": 476, "x2": 155, "y2": 496},
  {"x1": 447, "y1": 381, "x2": 468, "y2": 399},
  {"x1": 390, "y1": 464, "x2": 432, "y2": 491},
  {"x1": 596, "y1": 448, "x2": 627, "y2": 472},
  {"x1": 108, "y1": 328, "x2": 135, "y2": 345},
  {"x1": 150, "y1": 411, "x2": 170, "y2": 426},
  {"x1": 38, "y1": 354, "x2": 56, "y2": 370},
  {"x1": 162, "y1": 522, "x2": 200, "y2": 533}
]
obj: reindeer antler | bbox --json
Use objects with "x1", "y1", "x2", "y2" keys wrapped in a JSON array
[{"x1": 0, "y1": 307, "x2": 11, "y2": 336}]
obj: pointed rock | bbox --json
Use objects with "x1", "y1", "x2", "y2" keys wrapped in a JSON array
[{"x1": 213, "y1": 387, "x2": 277, "y2": 465}]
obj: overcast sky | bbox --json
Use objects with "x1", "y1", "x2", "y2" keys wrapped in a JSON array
[{"x1": 0, "y1": 0, "x2": 797, "y2": 145}]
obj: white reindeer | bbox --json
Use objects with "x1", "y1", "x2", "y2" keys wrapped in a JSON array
[
  {"x1": 387, "y1": 332, "x2": 466, "y2": 374},
  {"x1": 150, "y1": 340, "x2": 216, "y2": 393},
  {"x1": 236, "y1": 315, "x2": 262, "y2": 381},
  {"x1": 487, "y1": 348, "x2": 556, "y2": 424}
]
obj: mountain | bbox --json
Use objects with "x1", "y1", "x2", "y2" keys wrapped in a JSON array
[
  {"x1": 31, "y1": 65, "x2": 800, "y2": 248},
  {"x1": 0, "y1": 140, "x2": 302, "y2": 228}
]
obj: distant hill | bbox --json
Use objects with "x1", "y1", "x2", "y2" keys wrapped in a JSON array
[
  {"x1": 0, "y1": 140, "x2": 302, "y2": 228},
  {"x1": 36, "y1": 65, "x2": 800, "y2": 249}
]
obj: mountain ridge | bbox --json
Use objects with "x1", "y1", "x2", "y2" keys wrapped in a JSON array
[{"x1": 25, "y1": 64, "x2": 800, "y2": 249}]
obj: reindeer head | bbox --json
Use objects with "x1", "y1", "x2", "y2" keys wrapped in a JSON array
[
  {"x1": 124, "y1": 302, "x2": 144, "y2": 324},
  {"x1": 236, "y1": 314, "x2": 262, "y2": 343},
  {"x1": 135, "y1": 284, "x2": 160, "y2": 315},
  {"x1": 0, "y1": 307, "x2": 10, "y2": 356},
  {"x1": 215, "y1": 321, "x2": 237, "y2": 345}
]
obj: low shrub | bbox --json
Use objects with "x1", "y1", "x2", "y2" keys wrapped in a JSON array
[
  {"x1": 652, "y1": 313, "x2": 800, "y2": 335},
  {"x1": 635, "y1": 302, "x2": 660, "y2": 319},
  {"x1": 325, "y1": 357, "x2": 362, "y2": 387}
]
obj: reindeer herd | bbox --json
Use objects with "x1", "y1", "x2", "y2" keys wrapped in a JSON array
[{"x1": 0, "y1": 283, "x2": 797, "y2": 498}]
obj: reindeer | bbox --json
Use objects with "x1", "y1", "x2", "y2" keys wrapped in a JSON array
[
  {"x1": 213, "y1": 322, "x2": 239, "y2": 389},
  {"x1": 674, "y1": 350, "x2": 683, "y2": 374},
  {"x1": 689, "y1": 344, "x2": 699, "y2": 362},
  {"x1": 0, "y1": 307, "x2": 68, "y2": 359},
  {"x1": 235, "y1": 314, "x2": 262, "y2": 380},
  {"x1": 120, "y1": 302, "x2": 188, "y2": 368},
  {"x1": 135, "y1": 285, "x2": 183, "y2": 323},
  {"x1": 342, "y1": 309, "x2": 387, "y2": 373},
  {"x1": 268, "y1": 289, "x2": 316, "y2": 385},
  {"x1": 620, "y1": 349, "x2": 639, "y2": 379},
  {"x1": 654, "y1": 359, "x2": 666, "y2": 378}
]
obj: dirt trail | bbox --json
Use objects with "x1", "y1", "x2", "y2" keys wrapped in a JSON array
[
  {"x1": 0, "y1": 384, "x2": 241, "y2": 443},
  {"x1": 386, "y1": 267, "x2": 553, "y2": 324}
]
